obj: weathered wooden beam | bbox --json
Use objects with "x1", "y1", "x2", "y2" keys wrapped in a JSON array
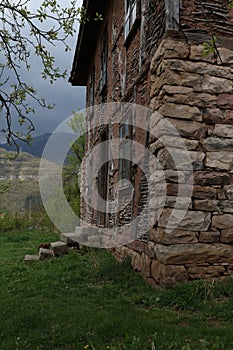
[{"x1": 165, "y1": 0, "x2": 180, "y2": 31}]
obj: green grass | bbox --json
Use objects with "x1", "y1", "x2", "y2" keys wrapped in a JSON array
[{"x1": 0, "y1": 230, "x2": 233, "y2": 349}]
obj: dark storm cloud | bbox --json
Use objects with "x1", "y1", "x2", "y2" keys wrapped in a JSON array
[
  {"x1": 25, "y1": 0, "x2": 86, "y2": 137},
  {"x1": 27, "y1": 66, "x2": 86, "y2": 137}
]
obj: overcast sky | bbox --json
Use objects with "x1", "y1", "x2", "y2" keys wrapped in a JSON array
[
  {"x1": 0, "y1": 0, "x2": 85, "y2": 142},
  {"x1": 27, "y1": 0, "x2": 86, "y2": 137}
]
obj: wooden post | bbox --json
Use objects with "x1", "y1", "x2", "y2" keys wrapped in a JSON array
[
  {"x1": 165, "y1": 0, "x2": 180, "y2": 31},
  {"x1": 29, "y1": 198, "x2": 32, "y2": 224}
]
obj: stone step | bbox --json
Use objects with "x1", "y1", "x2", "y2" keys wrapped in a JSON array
[
  {"x1": 24, "y1": 254, "x2": 39, "y2": 263},
  {"x1": 75, "y1": 226, "x2": 99, "y2": 236},
  {"x1": 61, "y1": 227, "x2": 121, "y2": 247},
  {"x1": 61, "y1": 227, "x2": 99, "y2": 244},
  {"x1": 50, "y1": 241, "x2": 68, "y2": 257},
  {"x1": 60, "y1": 232, "x2": 81, "y2": 244},
  {"x1": 76, "y1": 227, "x2": 103, "y2": 246},
  {"x1": 38, "y1": 248, "x2": 54, "y2": 260}
]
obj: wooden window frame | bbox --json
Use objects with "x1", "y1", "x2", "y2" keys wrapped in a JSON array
[
  {"x1": 118, "y1": 115, "x2": 133, "y2": 188},
  {"x1": 100, "y1": 28, "x2": 108, "y2": 94},
  {"x1": 89, "y1": 66, "x2": 95, "y2": 116},
  {"x1": 124, "y1": 0, "x2": 141, "y2": 44}
]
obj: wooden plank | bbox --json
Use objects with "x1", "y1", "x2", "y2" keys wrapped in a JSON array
[{"x1": 165, "y1": 0, "x2": 180, "y2": 31}]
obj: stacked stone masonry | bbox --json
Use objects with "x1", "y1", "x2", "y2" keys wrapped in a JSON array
[{"x1": 112, "y1": 37, "x2": 233, "y2": 287}]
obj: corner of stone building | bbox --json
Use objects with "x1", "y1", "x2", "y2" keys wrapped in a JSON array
[{"x1": 127, "y1": 36, "x2": 233, "y2": 287}]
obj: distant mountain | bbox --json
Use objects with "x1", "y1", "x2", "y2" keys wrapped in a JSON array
[
  {"x1": 0, "y1": 132, "x2": 76, "y2": 162},
  {"x1": 0, "y1": 133, "x2": 52, "y2": 158}
]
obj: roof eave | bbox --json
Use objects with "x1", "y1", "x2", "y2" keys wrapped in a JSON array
[{"x1": 69, "y1": 0, "x2": 104, "y2": 86}]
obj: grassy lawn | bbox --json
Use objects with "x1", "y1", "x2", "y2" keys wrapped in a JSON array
[{"x1": 0, "y1": 230, "x2": 233, "y2": 349}]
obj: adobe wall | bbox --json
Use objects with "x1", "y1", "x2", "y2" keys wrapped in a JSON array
[{"x1": 112, "y1": 37, "x2": 233, "y2": 287}]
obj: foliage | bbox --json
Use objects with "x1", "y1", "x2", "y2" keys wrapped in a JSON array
[
  {"x1": 0, "y1": 178, "x2": 41, "y2": 213},
  {"x1": 63, "y1": 111, "x2": 86, "y2": 217},
  {"x1": 203, "y1": 36, "x2": 218, "y2": 57},
  {"x1": 0, "y1": 0, "x2": 102, "y2": 150},
  {"x1": 66, "y1": 110, "x2": 86, "y2": 169},
  {"x1": 0, "y1": 209, "x2": 57, "y2": 233}
]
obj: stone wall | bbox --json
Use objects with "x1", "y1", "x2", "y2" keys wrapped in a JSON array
[{"x1": 112, "y1": 37, "x2": 233, "y2": 287}]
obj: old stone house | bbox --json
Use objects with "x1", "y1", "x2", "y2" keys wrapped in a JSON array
[{"x1": 69, "y1": 0, "x2": 233, "y2": 287}]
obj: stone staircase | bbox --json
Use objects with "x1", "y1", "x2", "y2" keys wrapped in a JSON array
[
  {"x1": 24, "y1": 229, "x2": 83, "y2": 263},
  {"x1": 61, "y1": 226, "x2": 119, "y2": 248},
  {"x1": 24, "y1": 225, "x2": 123, "y2": 263}
]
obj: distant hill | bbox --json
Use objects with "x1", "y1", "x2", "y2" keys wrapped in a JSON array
[
  {"x1": 0, "y1": 149, "x2": 41, "y2": 213},
  {"x1": 0, "y1": 133, "x2": 52, "y2": 158},
  {"x1": 0, "y1": 132, "x2": 76, "y2": 162},
  {"x1": 0, "y1": 149, "x2": 59, "y2": 214},
  {"x1": 0, "y1": 148, "x2": 40, "y2": 179}
]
